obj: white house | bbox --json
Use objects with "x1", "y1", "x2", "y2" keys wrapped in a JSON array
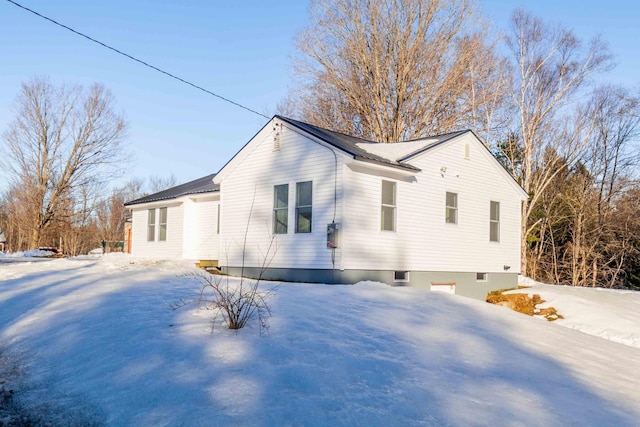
[
  {"x1": 212, "y1": 116, "x2": 528, "y2": 300},
  {"x1": 124, "y1": 174, "x2": 220, "y2": 264}
]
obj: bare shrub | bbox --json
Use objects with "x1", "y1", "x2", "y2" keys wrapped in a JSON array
[
  {"x1": 193, "y1": 271, "x2": 275, "y2": 334},
  {"x1": 175, "y1": 195, "x2": 277, "y2": 334}
]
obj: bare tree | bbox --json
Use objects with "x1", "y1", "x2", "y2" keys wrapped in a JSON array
[
  {"x1": 148, "y1": 174, "x2": 179, "y2": 194},
  {"x1": 95, "y1": 188, "x2": 127, "y2": 248},
  {"x1": 563, "y1": 86, "x2": 640, "y2": 287},
  {"x1": 285, "y1": 0, "x2": 507, "y2": 142},
  {"x1": 0, "y1": 77, "x2": 128, "y2": 248},
  {"x1": 505, "y1": 10, "x2": 612, "y2": 275}
]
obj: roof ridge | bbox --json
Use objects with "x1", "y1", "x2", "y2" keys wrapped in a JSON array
[
  {"x1": 399, "y1": 129, "x2": 469, "y2": 143},
  {"x1": 275, "y1": 115, "x2": 378, "y2": 144}
]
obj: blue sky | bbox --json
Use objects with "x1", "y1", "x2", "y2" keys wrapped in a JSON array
[{"x1": 0, "y1": 0, "x2": 638, "y2": 193}]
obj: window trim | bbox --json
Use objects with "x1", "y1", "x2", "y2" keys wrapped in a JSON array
[
  {"x1": 490, "y1": 201, "x2": 500, "y2": 242},
  {"x1": 476, "y1": 272, "x2": 488, "y2": 282},
  {"x1": 147, "y1": 209, "x2": 156, "y2": 242},
  {"x1": 295, "y1": 181, "x2": 313, "y2": 233},
  {"x1": 381, "y1": 180, "x2": 397, "y2": 231},
  {"x1": 446, "y1": 192, "x2": 458, "y2": 224},
  {"x1": 158, "y1": 207, "x2": 167, "y2": 241},
  {"x1": 273, "y1": 184, "x2": 289, "y2": 234},
  {"x1": 216, "y1": 204, "x2": 220, "y2": 235}
]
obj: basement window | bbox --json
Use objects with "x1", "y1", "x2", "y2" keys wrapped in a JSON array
[
  {"x1": 476, "y1": 272, "x2": 487, "y2": 282},
  {"x1": 394, "y1": 271, "x2": 410, "y2": 283}
]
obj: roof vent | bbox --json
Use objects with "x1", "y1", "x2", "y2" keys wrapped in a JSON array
[{"x1": 273, "y1": 123, "x2": 281, "y2": 151}]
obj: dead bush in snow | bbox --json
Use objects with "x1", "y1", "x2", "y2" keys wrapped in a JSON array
[
  {"x1": 193, "y1": 271, "x2": 275, "y2": 333},
  {"x1": 486, "y1": 290, "x2": 563, "y2": 321}
]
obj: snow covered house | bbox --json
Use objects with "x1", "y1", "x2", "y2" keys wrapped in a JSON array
[
  {"x1": 124, "y1": 174, "x2": 220, "y2": 265},
  {"x1": 213, "y1": 116, "x2": 528, "y2": 300}
]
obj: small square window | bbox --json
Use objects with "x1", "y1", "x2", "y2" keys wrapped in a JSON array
[
  {"x1": 394, "y1": 271, "x2": 410, "y2": 282},
  {"x1": 476, "y1": 272, "x2": 487, "y2": 282}
]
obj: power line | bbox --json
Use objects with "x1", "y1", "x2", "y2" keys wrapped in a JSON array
[{"x1": 5, "y1": 0, "x2": 270, "y2": 120}]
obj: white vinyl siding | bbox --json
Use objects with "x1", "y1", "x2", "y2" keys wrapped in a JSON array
[
  {"x1": 490, "y1": 201, "x2": 500, "y2": 242},
  {"x1": 341, "y1": 132, "x2": 523, "y2": 274},
  {"x1": 216, "y1": 120, "x2": 523, "y2": 275},
  {"x1": 218, "y1": 121, "x2": 346, "y2": 270},
  {"x1": 183, "y1": 198, "x2": 220, "y2": 260},
  {"x1": 296, "y1": 181, "x2": 312, "y2": 233},
  {"x1": 147, "y1": 209, "x2": 156, "y2": 241},
  {"x1": 381, "y1": 180, "x2": 396, "y2": 231},
  {"x1": 132, "y1": 204, "x2": 184, "y2": 259}
]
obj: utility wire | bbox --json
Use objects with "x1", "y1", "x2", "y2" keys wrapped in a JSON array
[{"x1": 6, "y1": 0, "x2": 270, "y2": 119}]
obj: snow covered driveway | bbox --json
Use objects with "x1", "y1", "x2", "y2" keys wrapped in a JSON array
[{"x1": 1, "y1": 256, "x2": 639, "y2": 426}]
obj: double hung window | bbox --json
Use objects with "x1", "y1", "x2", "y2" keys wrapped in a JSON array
[
  {"x1": 147, "y1": 209, "x2": 156, "y2": 241},
  {"x1": 296, "y1": 181, "x2": 312, "y2": 233},
  {"x1": 158, "y1": 207, "x2": 167, "y2": 241},
  {"x1": 490, "y1": 201, "x2": 500, "y2": 242},
  {"x1": 273, "y1": 184, "x2": 289, "y2": 234},
  {"x1": 381, "y1": 181, "x2": 396, "y2": 231},
  {"x1": 446, "y1": 192, "x2": 458, "y2": 224}
]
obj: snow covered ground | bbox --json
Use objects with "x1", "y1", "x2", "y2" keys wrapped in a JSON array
[
  {"x1": 510, "y1": 277, "x2": 640, "y2": 349},
  {"x1": 0, "y1": 249, "x2": 59, "y2": 261},
  {"x1": 1, "y1": 254, "x2": 639, "y2": 425}
]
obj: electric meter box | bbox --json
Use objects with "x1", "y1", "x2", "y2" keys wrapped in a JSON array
[{"x1": 327, "y1": 222, "x2": 339, "y2": 248}]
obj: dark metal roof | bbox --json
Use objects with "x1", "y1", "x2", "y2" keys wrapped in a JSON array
[
  {"x1": 276, "y1": 116, "x2": 421, "y2": 172},
  {"x1": 124, "y1": 173, "x2": 218, "y2": 206},
  {"x1": 397, "y1": 130, "x2": 470, "y2": 161}
]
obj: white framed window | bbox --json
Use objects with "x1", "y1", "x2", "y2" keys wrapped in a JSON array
[
  {"x1": 273, "y1": 184, "x2": 289, "y2": 234},
  {"x1": 394, "y1": 271, "x2": 410, "y2": 282},
  {"x1": 296, "y1": 181, "x2": 313, "y2": 233},
  {"x1": 158, "y1": 207, "x2": 167, "y2": 241},
  {"x1": 147, "y1": 209, "x2": 156, "y2": 241},
  {"x1": 381, "y1": 180, "x2": 396, "y2": 231},
  {"x1": 476, "y1": 272, "x2": 487, "y2": 282},
  {"x1": 490, "y1": 201, "x2": 500, "y2": 242},
  {"x1": 446, "y1": 192, "x2": 458, "y2": 224}
]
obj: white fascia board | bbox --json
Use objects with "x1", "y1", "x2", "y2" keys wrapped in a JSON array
[{"x1": 128, "y1": 200, "x2": 182, "y2": 210}]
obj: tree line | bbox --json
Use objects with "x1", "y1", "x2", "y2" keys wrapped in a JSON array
[
  {"x1": 0, "y1": 78, "x2": 178, "y2": 256},
  {"x1": 1, "y1": 1, "x2": 638, "y2": 289}
]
